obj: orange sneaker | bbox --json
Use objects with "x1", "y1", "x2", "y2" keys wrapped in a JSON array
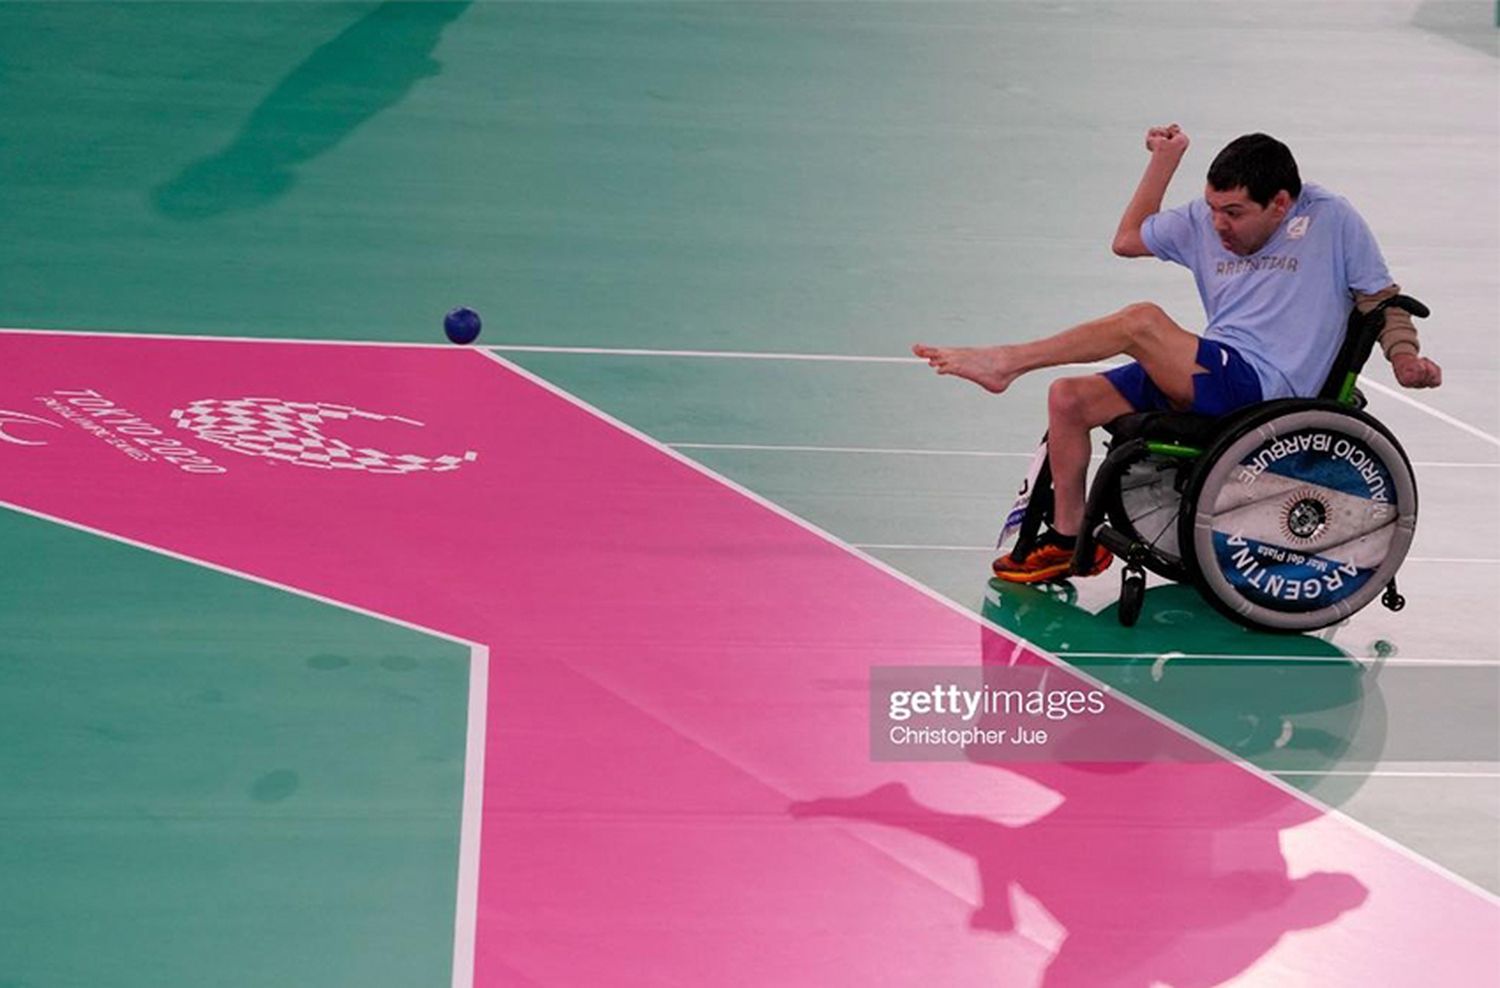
[{"x1": 992, "y1": 539, "x2": 1113, "y2": 584}]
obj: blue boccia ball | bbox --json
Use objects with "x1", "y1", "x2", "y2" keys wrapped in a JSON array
[{"x1": 443, "y1": 306, "x2": 482, "y2": 345}]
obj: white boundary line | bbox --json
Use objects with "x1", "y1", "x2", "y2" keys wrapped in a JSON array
[
  {"x1": 1275, "y1": 770, "x2": 1500, "y2": 780},
  {"x1": 7, "y1": 324, "x2": 1491, "y2": 450},
  {"x1": 476, "y1": 348, "x2": 1500, "y2": 907},
  {"x1": 850, "y1": 542, "x2": 1500, "y2": 565},
  {"x1": 493, "y1": 344, "x2": 924, "y2": 363},
  {"x1": 668, "y1": 440, "x2": 1500, "y2": 470},
  {"x1": 0, "y1": 501, "x2": 479, "y2": 646},
  {"x1": 451, "y1": 644, "x2": 489, "y2": 988},
  {"x1": 0, "y1": 498, "x2": 487, "y2": 988},
  {"x1": 1362, "y1": 379, "x2": 1500, "y2": 449},
  {"x1": 0, "y1": 325, "x2": 453, "y2": 349},
  {"x1": 672, "y1": 442, "x2": 1046, "y2": 459},
  {"x1": 0, "y1": 326, "x2": 1113, "y2": 368},
  {"x1": 482, "y1": 342, "x2": 1500, "y2": 451},
  {"x1": 484, "y1": 344, "x2": 1121, "y2": 372},
  {"x1": 1051, "y1": 652, "x2": 1500, "y2": 668}
]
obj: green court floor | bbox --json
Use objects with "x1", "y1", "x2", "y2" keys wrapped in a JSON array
[
  {"x1": 1, "y1": 2, "x2": 1496, "y2": 984},
  {"x1": 0, "y1": 509, "x2": 471, "y2": 987}
]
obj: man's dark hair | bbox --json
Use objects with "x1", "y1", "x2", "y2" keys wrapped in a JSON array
[{"x1": 1207, "y1": 133, "x2": 1302, "y2": 206}]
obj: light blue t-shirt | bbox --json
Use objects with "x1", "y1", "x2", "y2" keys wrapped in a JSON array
[{"x1": 1140, "y1": 183, "x2": 1393, "y2": 399}]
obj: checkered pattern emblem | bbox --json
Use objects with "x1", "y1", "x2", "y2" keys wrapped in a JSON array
[{"x1": 170, "y1": 398, "x2": 478, "y2": 474}]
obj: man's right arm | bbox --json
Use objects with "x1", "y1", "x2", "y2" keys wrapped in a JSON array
[{"x1": 1112, "y1": 124, "x2": 1191, "y2": 257}]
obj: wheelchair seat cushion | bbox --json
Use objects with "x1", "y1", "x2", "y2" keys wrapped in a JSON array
[{"x1": 1104, "y1": 410, "x2": 1225, "y2": 449}]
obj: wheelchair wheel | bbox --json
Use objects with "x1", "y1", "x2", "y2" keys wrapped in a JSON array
[
  {"x1": 1178, "y1": 401, "x2": 1417, "y2": 632},
  {"x1": 1105, "y1": 449, "x2": 1191, "y2": 582}
]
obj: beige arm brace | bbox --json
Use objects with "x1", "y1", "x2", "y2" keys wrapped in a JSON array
[{"x1": 1353, "y1": 284, "x2": 1420, "y2": 359}]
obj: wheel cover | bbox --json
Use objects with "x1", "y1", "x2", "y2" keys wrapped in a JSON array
[{"x1": 1189, "y1": 408, "x2": 1416, "y2": 631}]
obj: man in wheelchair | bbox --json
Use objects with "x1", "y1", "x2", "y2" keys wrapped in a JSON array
[{"x1": 914, "y1": 127, "x2": 1441, "y2": 594}]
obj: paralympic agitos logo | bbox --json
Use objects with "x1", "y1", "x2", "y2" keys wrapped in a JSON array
[
  {"x1": 0, "y1": 409, "x2": 65, "y2": 446},
  {"x1": 172, "y1": 397, "x2": 478, "y2": 474}
]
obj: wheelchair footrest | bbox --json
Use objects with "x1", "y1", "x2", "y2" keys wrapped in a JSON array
[{"x1": 1092, "y1": 524, "x2": 1148, "y2": 565}]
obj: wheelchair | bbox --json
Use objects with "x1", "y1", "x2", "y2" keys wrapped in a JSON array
[{"x1": 1005, "y1": 295, "x2": 1429, "y2": 633}]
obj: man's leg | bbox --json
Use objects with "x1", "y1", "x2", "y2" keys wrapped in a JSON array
[
  {"x1": 914, "y1": 302, "x2": 1203, "y2": 402},
  {"x1": 991, "y1": 373, "x2": 1134, "y2": 583},
  {"x1": 1046, "y1": 375, "x2": 1134, "y2": 537}
]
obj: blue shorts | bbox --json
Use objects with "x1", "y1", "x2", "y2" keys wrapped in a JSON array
[{"x1": 1101, "y1": 338, "x2": 1263, "y2": 417}]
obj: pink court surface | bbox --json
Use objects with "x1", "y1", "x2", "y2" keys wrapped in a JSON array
[{"x1": 2, "y1": 330, "x2": 1495, "y2": 986}]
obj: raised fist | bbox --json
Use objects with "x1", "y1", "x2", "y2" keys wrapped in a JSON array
[{"x1": 1145, "y1": 123, "x2": 1190, "y2": 156}]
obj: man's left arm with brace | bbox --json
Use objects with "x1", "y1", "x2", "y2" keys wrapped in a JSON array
[{"x1": 1357, "y1": 284, "x2": 1442, "y2": 388}]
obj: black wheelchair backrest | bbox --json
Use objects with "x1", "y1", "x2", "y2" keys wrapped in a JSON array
[{"x1": 1316, "y1": 294, "x2": 1430, "y2": 402}]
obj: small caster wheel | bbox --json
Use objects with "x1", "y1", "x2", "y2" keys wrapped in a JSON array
[
  {"x1": 1381, "y1": 581, "x2": 1405, "y2": 612},
  {"x1": 1118, "y1": 567, "x2": 1146, "y2": 627}
]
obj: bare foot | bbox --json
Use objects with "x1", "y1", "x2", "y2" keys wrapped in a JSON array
[{"x1": 911, "y1": 343, "x2": 1022, "y2": 394}]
